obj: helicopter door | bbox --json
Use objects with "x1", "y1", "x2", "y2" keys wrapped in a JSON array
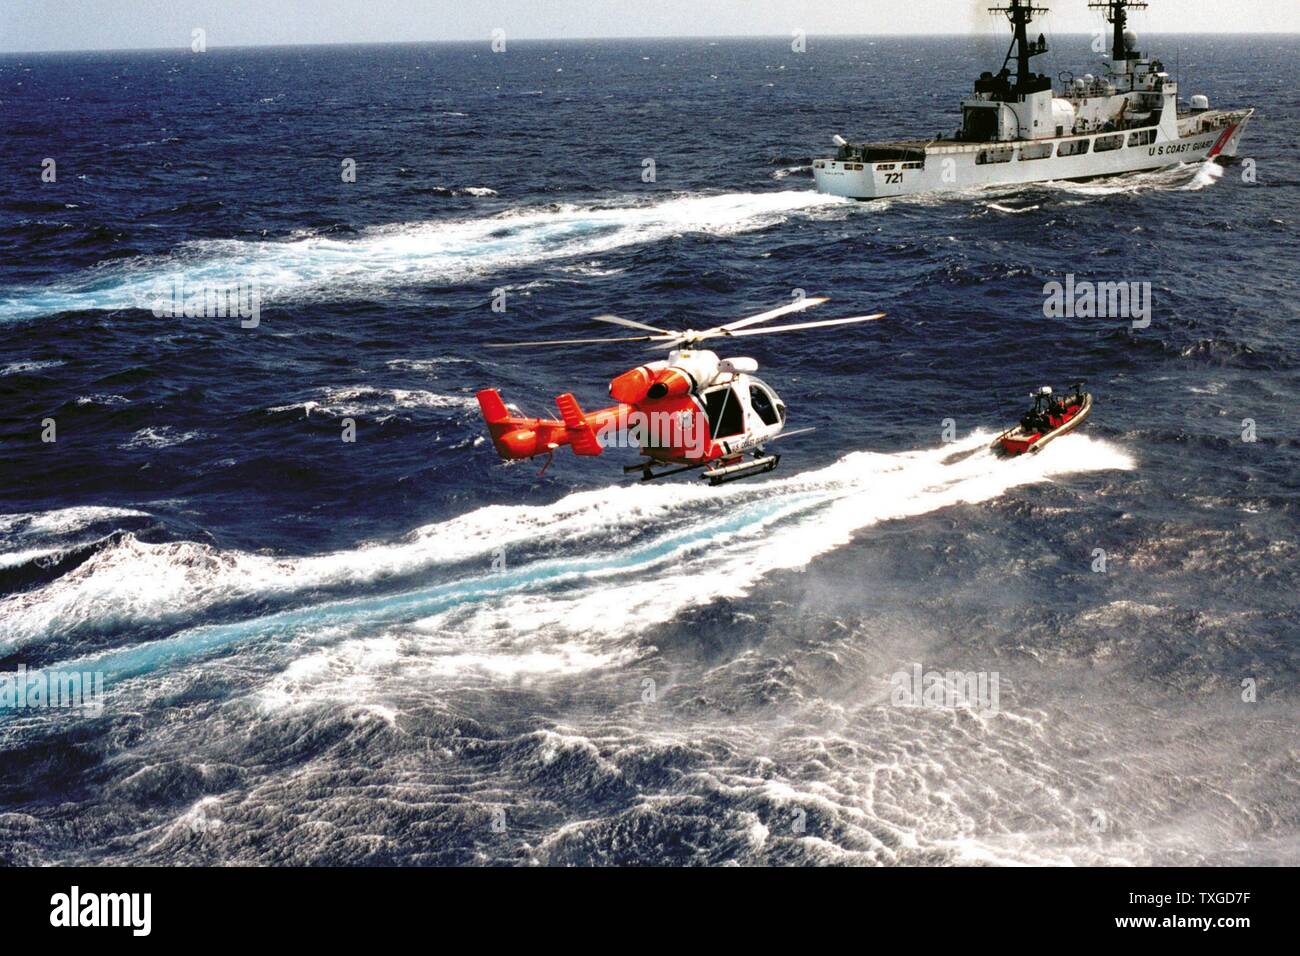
[{"x1": 703, "y1": 385, "x2": 745, "y2": 439}]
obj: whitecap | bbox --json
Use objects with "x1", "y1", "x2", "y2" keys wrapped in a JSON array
[
  {"x1": 119, "y1": 426, "x2": 203, "y2": 449},
  {"x1": 1, "y1": 359, "x2": 64, "y2": 376}
]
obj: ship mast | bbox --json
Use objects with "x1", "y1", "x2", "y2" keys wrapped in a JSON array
[
  {"x1": 1089, "y1": 0, "x2": 1149, "y2": 62},
  {"x1": 988, "y1": 0, "x2": 1049, "y2": 89}
]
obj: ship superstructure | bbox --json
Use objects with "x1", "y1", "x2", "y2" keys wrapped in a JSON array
[{"x1": 813, "y1": 0, "x2": 1253, "y2": 199}]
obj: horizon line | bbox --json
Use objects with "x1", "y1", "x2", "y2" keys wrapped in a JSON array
[{"x1": 2, "y1": 30, "x2": 1297, "y2": 57}]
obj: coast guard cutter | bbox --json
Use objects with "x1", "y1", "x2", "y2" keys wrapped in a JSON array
[{"x1": 814, "y1": 0, "x2": 1253, "y2": 199}]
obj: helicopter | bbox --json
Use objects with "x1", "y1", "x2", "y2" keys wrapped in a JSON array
[{"x1": 475, "y1": 297, "x2": 884, "y2": 485}]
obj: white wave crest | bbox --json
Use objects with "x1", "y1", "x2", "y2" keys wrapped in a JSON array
[
  {"x1": 267, "y1": 386, "x2": 477, "y2": 419},
  {"x1": 1, "y1": 359, "x2": 64, "y2": 376},
  {"x1": 119, "y1": 426, "x2": 204, "y2": 449},
  {"x1": 0, "y1": 505, "x2": 149, "y2": 539}
]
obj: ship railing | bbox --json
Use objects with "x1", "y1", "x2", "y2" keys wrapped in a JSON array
[{"x1": 1061, "y1": 78, "x2": 1113, "y2": 99}]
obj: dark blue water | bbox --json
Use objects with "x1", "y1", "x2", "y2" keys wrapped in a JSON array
[{"x1": 0, "y1": 36, "x2": 1296, "y2": 865}]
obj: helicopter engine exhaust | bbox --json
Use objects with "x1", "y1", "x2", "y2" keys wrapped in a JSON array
[{"x1": 647, "y1": 371, "x2": 691, "y2": 400}]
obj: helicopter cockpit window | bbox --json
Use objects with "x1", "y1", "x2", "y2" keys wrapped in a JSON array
[
  {"x1": 704, "y1": 386, "x2": 744, "y2": 438},
  {"x1": 749, "y1": 385, "x2": 780, "y2": 426}
]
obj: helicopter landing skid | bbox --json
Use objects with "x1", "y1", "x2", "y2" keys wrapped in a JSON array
[
  {"x1": 623, "y1": 451, "x2": 781, "y2": 485},
  {"x1": 702, "y1": 452, "x2": 780, "y2": 486},
  {"x1": 624, "y1": 459, "x2": 706, "y2": 483}
]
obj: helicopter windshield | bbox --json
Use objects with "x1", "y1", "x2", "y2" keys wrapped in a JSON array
[{"x1": 749, "y1": 384, "x2": 781, "y2": 427}]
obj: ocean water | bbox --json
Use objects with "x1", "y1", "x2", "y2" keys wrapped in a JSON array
[{"x1": 0, "y1": 35, "x2": 1296, "y2": 865}]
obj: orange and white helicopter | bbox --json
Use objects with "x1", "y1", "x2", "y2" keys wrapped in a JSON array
[{"x1": 476, "y1": 297, "x2": 884, "y2": 484}]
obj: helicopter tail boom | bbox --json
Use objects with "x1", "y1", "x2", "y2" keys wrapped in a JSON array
[{"x1": 476, "y1": 388, "x2": 614, "y2": 460}]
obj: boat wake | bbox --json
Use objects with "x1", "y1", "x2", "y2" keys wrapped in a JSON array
[
  {"x1": 0, "y1": 191, "x2": 849, "y2": 322},
  {"x1": 1182, "y1": 160, "x2": 1226, "y2": 191},
  {"x1": 846, "y1": 160, "x2": 1223, "y2": 215},
  {"x1": 2, "y1": 431, "x2": 1134, "y2": 706},
  {"x1": 1040, "y1": 159, "x2": 1225, "y2": 198}
]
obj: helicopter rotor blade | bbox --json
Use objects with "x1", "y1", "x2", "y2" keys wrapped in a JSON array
[
  {"x1": 717, "y1": 296, "x2": 831, "y2": 333},
  {"x1": 589, "y1": 314, "x2": 675, "y2": 335},
  {"x1": 722, "y1": 313, "x2": 886, "y2": 338},
  {"x1": 484, "y1": 303, "x2": 875, "y2": 349},
  {"x1": 484, "y1": 333, "x2": 672, "y2": 348},
  {"x1": 659, "y1": 297, "x2": 840, "y2": 345}
]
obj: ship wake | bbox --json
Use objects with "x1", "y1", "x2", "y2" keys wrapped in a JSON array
[{"x1": 0, "y1": 191, "x2": 849, "y2": 323}]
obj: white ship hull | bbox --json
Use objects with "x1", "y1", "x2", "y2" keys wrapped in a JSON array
[{"x1": 814, "y1": 109, "x2": 1252, "y2": 200}]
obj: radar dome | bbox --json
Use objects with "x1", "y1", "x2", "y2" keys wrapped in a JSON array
[
  {"x1": 1190, "y1": 94, "x2": 1210, "y2": 111},
  {"x1": 1123, "y1": 30, "x2": 1138, "y2": 51}
]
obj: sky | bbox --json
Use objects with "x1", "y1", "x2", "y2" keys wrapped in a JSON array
[{"x1": 2, "y1": 0, "x2": 1297, "y2": 53}]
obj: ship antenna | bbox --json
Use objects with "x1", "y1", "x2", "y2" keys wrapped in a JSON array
[
  {"x1": 987, "y1": 0, "x2": 1050, "y2": 89},
  {"x1": 1088, "y1": 0, "x2": 1150, "y2": 63}
]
